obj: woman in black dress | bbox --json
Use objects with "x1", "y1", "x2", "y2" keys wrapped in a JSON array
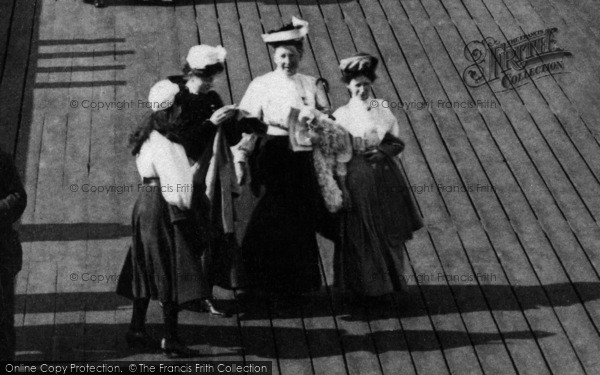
[
  {"x1": 234, "y1": 17, "x2": 332, "y2": 306},
  {"x1": 168, "y1": 45, "x2": 266, "y2": 307}
]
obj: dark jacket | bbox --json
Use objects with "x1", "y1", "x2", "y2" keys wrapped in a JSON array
[{"x1": 0, "y1": 150, "x2": 27, "y2": 275}]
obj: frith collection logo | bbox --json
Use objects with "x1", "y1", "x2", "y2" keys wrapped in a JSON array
[{"x1": 462, "y1": 28, "x2": 572, "y2": 91}]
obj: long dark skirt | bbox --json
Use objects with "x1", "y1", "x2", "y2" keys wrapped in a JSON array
[
  {"x1": 116, "y1": 185, "x2": 210, "y2": 304},
  {"x1": 241, "y1": 136, "x2": 323, "y2": 295},
  {"x1": 335, "y1": 154, "x2": 423, "y2": 296}
]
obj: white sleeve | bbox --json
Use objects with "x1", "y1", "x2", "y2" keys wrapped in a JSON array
[
  {"x1": 233, "y1": 79, "x2": 264, "y2": 163},
  {"x1": 332, "y1": 108, "x2": 343, "y2": 123},
  {"x1": 238, "y1": 79, "x2": 263, "y2": 119},
  {"x1": 149, "y1": 132, "x2": 194, "y2": 210},
  {"x1": 385, "y1": 106, "x2": 401, "y2": 138}
]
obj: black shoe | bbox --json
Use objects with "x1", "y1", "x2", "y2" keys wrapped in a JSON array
[
  {"x1": 94, "y1": 0, "x2": 105, "y2": 7},
  {"x1": 161, "y1": 338, "x2": 199, "y2": 359},
  {"x1": 200, "y1": 298, "x2": 229, "y2": 317},
  {"x1": 125, "y1": 330, "x2": 160, "y2": 350}
]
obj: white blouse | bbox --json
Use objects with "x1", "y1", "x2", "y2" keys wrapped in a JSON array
[
  {"x1": 232, "y1": 70, "x2": 328, "y2": 162},
  {"x1": 136, "y1": 130, "x2": 195, "y2": 210},
  {"x1": 333, "y1": 97, "x2": 401, "y2": 151}
]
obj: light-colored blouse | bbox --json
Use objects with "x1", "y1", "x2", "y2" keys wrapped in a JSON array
[
  {"x1": 136, "y1": 130, "x2": 196, "y2": 210},
  {"x1": 333, "y1": 97, "x2": 401, "y2": 152},
  {"x1": 233, "y1": 70, "x2": 328, "y2": 162}
]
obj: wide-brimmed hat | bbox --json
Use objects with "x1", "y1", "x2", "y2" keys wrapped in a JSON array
[
  {"x1": 262, "y1": 16, "x2": 309, "y2": 44},
  {"x1": 186, "y1": 44, "x2": 227, "y2": 70}
]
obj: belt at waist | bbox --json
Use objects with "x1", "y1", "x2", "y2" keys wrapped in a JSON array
[{"x1": 142, "y1": 177, "x2": 160, "y2": 186}]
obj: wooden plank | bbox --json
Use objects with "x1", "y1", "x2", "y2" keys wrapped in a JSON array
[
  {"x1": 52, "y1": 241, "x2": 86, "y2": 361},
  {"x1": 237, "y1": 296, "x2": 281, "y2": 375},
  {"x1": 194, "y1": 0, "x2": 223, "y2": 55},
  {"x1": 301, "y1": 293, "x2": 348, "y2": 375},
  {"x1": 491, "y1": 0, "x2": 600, "y2": 272},
  {"x1": 483, "y1": 0, "x2": 600, "y2": 159},
  {"x1": 366, "y1": 235, "x2": 437, "y2": 375},
  {"x1": 84, "y1": 1, "x2": 126, "y2": 361},
  {"x1": 25, "y1": 0, "x2": 77, "y2": 356},
  {"x1": 533, "y1": 0, "x2": 600, "y2": 67},
  {"x1": 492, "y1": 0, "x2": 600, "y2": 330},
  {"x1": 15, "y1": 0, "x2": 53, "y2": 225},
  {"x1": 544, "y1": 0, "x2": 600, "y2": 40},
  {"x1": 412, "y1": 0, "x2": 596, "y2": 374},
  {"x1": 215, "y1": 1, "x2": 252, "y2": 104},
  {"x1": 270, "y1": 307, "x2": 314, "y2": 375},
  {"x1": 447, "y1": 1, "x2": 600, "y2": 372},
  {"x1": 14, "y1": 258, "x2": 31, "y2": 360},
  {"x1": 21, "y1": 260, "x2": 58, "y2": 361},
  {"x1": 473, "y1": 0, "x2": 600, "y2": 221}
]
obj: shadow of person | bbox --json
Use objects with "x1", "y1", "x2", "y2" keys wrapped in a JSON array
[{"x1": 15, "y1": 322, "x2": 552, "y2": 361}]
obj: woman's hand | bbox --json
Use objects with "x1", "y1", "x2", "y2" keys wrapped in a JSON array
[
  {"x1": 186, "y1": 76, "x2": 202, "y2": 95},
  {"x1": 299, "y1": 107, "x2": 316, "y2": 124},
  {"x1": 210, "y1": 105, "x2": 237, "y2": 125}
]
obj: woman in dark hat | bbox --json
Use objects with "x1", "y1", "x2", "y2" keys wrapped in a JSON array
[
  {"x1": 0, "y1": 147, "x2": 27, "y2": 361},
  {"x1": 333, "y1": 53, "x2": 423, "y2": 300},
  {"x1": 233, "y1": 17, "x2": 333, "y2": 306}
]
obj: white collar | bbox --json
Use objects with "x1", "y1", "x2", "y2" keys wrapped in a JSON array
[
  {"x1": 348, "y1": 96, "x2": 373, "y2": 112},
  {"x1": 272, "y1": 69, "x2": 298, "y2": 80}
]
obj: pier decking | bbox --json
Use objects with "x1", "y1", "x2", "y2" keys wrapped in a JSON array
[{"x1": 2, "y1": 0, "x2": 600, "y2": 373}]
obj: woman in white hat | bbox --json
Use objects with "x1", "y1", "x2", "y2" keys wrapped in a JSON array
[
  {"x1": 165, "y1": 45, "x2": 266, "y2": 314},
  {"x1": 332, "y1": 53, "x2": 423, "y2": 300},
  {"x1": 116, "y1": 80, "x2": 202, "y2": 358},
  {"x1": 234, "y1": 17, "x2": 334, "y2": 306}
]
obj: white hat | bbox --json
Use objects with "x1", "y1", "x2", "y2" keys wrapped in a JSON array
[
  {"x1": 148, "y1": 80, "x2": 180, "y2": 112},
  {"x1": 262, "y1": 16, "x2": 309, "y2": 44},
  {"x1": 186, "y1": 45, "x2": 227, "y2": 70}
]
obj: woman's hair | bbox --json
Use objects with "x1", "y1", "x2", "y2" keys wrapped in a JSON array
[
  {"x1": 340, "y1": 53, "x2": 378, "y2": 83},
  {"x1": 128, "y1": 105, "x2": 184, "y2": 155},
  {"x1": 269, "y1": 40, "x2": 304, "y2": 55},
  {"x1": 341, "y1": 69, "x2": 377, "y2": 84},
  {"x1": 182, "y1": 62, "x2": 225, "y2": 80}
]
